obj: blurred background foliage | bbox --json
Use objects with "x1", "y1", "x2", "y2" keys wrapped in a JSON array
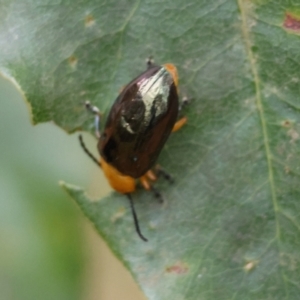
[{"x1": 0, "y1": 75, "x2": 146, "y2": 299}]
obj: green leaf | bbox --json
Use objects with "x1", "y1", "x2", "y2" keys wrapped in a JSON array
[{"x1": 2, "y1": 0, "x2": 300, "y2": 299}]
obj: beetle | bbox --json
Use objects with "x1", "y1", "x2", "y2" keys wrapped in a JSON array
[{"x1": 79, "y1": 59, "x2": 187, "y2": 241}]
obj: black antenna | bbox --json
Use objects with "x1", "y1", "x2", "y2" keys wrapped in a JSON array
[
  {"x1": 78, "y1": 134, "x2": 101, "y2": 168},
  {"x1": 126, "y1": 194, "x2": 148, "y2": 242},
  {"x1": 79, "y1": 135, "x2": 147, "y2": 242}
]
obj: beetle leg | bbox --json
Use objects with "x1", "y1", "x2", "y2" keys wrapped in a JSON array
[
  {"x1": 140, "y1": 175, "x2": 151, "y2": 190},
  {"x1": 150, "y1": 185, "x2": 163, "y2": 203},
  {"x1": 155, "y1": 165, "x2": 174, "y2": 184},
  {"x1": 140, "y1": 174, "x2": 163, "y2": 202},
  {"x1": 175, "y1": 94, "x2": 190, "y2": 117},
  {"x1": 172, "y1": 116, "x2": 187, "y2": 133},
  {"x1": 178, "y1": 95, "x2": 190, "y2": 112},
  {"x1": 84, "y1": 101, "x2": 102, "y2": 138},
  {"x1": 145, "y1": 170, "x2": 157, "y2": 181},
  {"x1": 172, "y1": 95, "x2": 191, "y2": 132},
  {"x1": 146, "y1": 56, "x2": 155, "y2": 69}
]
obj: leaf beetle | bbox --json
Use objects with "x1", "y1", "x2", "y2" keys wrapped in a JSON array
[{"x1": 79, "y1": 59, "x2": 187, "y2": 241}]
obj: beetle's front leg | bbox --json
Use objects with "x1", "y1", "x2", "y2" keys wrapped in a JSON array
[
  {"x1": 146, "y1": 56, "x2": 155, "y2": 69},
  {"x1": 85, "y1": 101, "x2": 102, "y2": 138}
]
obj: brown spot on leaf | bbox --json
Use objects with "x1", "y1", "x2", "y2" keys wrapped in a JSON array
[
  {"x1": 283, "y1": 13, "x2": 300, "y2": 31},
  {"x1": 281, "y1": 120, "x2": 292, "y2": 128},
  {"x1": 85, "y1": 14, "x2": 95, "y2": 27},
  {"x1": 68, "y1": 55, "x2": 78, "y2": 68},
  {"x1": 166, "y1": 261, "x2": 189, "y2": 275}
]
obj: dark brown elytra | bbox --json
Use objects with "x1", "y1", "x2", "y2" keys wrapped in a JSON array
[{"x1": 98, "y1": 65, "x2": 179, "y2": 178}]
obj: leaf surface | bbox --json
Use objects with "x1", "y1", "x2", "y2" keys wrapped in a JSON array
[{"x1": 2, "y1": 0, "x2": 300, "y2": 299}]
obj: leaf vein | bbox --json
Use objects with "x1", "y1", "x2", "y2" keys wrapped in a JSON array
[
  {"x1": 280, "y1": 211, "x2": 300, "y2": 234},
  {"x1": 237, "y1": 0, "x2": 280, "y2": 241}
]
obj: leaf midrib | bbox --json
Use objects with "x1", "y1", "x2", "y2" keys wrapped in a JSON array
[{"x1": 237, "y1": 0, "x2": 280, "y2": 240}]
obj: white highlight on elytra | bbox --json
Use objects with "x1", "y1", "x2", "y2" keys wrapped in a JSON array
[
  {"x1": 138, "y1": 67, "x2": 170, "y2": 126},
  {"x1": 121, "y1": 66, "x2": 171, "y2": 135}
]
